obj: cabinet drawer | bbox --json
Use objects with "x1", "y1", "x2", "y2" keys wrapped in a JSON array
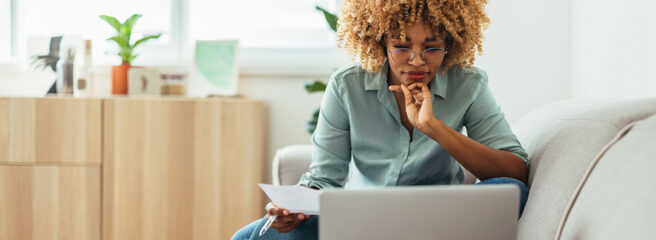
[
  {"x1": 0, "y1": 97, "x2": 101, "y2": 164},
  {"x1": 0, "y1": 165, "x2": 101, "y2": 240}
]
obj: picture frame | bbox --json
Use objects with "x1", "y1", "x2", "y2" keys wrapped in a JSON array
[
  {"x1": 188, "y1": 40, "x2": 239, "y2": 97},
  {"x1": 128, "y1": 67, "x2": 162, "y2": 95}
]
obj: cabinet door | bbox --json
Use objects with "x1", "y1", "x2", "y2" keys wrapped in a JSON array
[
  {"x1": 0, "y1": 165, "x2": 101, "y2": 240},
  {"x1": 0, "y1": 97, "x2": 102, "y2": 164},
  {"x1": 103, "y1": 98, "x2": 266, "y2": 240}
]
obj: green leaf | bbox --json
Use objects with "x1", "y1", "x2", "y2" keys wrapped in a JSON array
[
  {"x1": 122, "y1": 14, "x2": 142, "y2": 44},
  {"x1": 100, "y1": 13, "x2": 154, "y2": 65},
  {"x1": 123, "y1": 14, "x2": 142, "y2": 31},
  {"x1": 107, "y1": 36, "x2": 129, "y2": 50},
  {"x1": 304, "y1": 80, "x2": 327, "y2": 93},
  {"x1": 129, "y1": 54, "x2": 138, "y2": 63},
  {"x1": 131, "y1": 34, "x2": 161, "y2": 50},
  {"x1": 119, "y1": 25, "x2": 129, "y2": 38},
  {"x1": 99, "y1": 15, "x2": 122, "y2": 32},
  {"x1": 307, "y1": 108, "x2": 320, "y2": 134},
  {"x1": 315, "y1": 6, "x2": 338, "y2": 32},
  {"x1": 118, "y1": 51, "x2": 129, "y2": 62},
  {"x1": 117, "y1": 47, "x2": 134, "y2": 64},
  {"x1": 312, "y1": 109, "x2": 320, "y2": 119}
]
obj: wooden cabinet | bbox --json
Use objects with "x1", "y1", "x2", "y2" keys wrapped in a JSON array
[
  {"x1": 103, "y1": 98, "x2": 266, "y2": 240},
  {"x1": 0, "y1": 97, "x2": 102, "y2": 164},
  {"x1": 0, "y1": 165, "x2": 101, "y2": 240},
  {"x1": 0, "y1": 96, "x2": 267, "y2": 240},
  {"x1": 0, "y1": 97, "x2": 102, "y2": 240}
]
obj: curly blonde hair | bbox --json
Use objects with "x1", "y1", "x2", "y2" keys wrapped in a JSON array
[{"x1": 337, "y1": 0, "x2": 490, "y2": 72}]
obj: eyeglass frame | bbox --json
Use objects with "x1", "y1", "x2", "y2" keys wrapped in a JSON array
[{"x1": 387, "y1": 47, "x2": 448, "y2": 64}]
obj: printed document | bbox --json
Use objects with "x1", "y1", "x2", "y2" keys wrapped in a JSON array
[{"x1": 258, "y1": 184, "x2": 321, "y2": 215}]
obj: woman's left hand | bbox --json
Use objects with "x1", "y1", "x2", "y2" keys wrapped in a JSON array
[{"x1": 389, "y1": 82, "x2": 435, "y2": 131}]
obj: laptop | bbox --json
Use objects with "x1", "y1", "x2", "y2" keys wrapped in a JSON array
[{"x1": 319, "y1": 184, "x2": 519, "y2": 240}]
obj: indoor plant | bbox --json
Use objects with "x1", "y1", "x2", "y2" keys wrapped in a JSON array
[
  {"x1": 100, "y1": 14, "x2": 161, "y2": 94},
  {"x1": 306, "y1": 6, "x2": 338, "y2": 134}
]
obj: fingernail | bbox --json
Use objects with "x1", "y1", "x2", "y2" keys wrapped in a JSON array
[{"x1": 284, "y1": 210, "x2": 289, "y2": 215}]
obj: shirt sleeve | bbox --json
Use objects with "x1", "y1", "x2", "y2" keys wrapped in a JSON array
[
  {"x1": 463, "y1": 75, "x2": 530, "y2": 169},
  {"x1": 297, "y1": 73, "x2": 351, "y2": 189}
]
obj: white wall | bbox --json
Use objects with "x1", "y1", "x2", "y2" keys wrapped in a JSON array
[
  {"x1": 238, "y1": 74, "x2": 325, "y2": 168},
  {"x1": 477, "y1": 0, "x2": 572, "y2": 123},
  {"x1": 571, "y1": 0, "x2": 656, "y2": 99}
]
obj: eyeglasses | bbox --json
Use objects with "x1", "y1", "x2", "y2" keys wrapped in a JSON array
[{"x1": 388, "y1": 47, "x2": 447, "y2": 64}]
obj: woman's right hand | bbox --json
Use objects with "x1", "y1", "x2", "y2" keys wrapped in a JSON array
[{"x1": 265, "y1": 202, "x2": 311, "y2": 233}]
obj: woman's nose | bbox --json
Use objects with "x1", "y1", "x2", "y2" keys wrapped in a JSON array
[{"x1": 409, "y1": 51, "x2": 426, "y2": 66}]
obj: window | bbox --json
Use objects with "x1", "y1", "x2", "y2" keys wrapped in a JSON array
[
  {"x1": 6, "y1": 0, "x2": 349, "y2": 74},
  {"x1": 190, "y1": 0, "x2": 336, "y2": 48},
  {"x1": 0, "y1": 0, "x2": 11, "y2": 60},
  {"x1": 16, "y1": 0, "x2": 176, "y2": 65},
  {"x1": 189, "y1": 0, "x2": 348, "y2": 75}
]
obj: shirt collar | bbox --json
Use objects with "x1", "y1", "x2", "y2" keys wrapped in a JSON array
[
  {"x1": 364, "y1": 59, "x2": 448, "y2": 100},
  {"x1": 432, "y1": 67, "x2": 448, "y2": 100}
]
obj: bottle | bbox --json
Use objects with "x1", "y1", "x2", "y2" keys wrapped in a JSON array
[
  {"x1": 75, "y1": 40, "x2": 94, "y2": 97},
  {"x1": 56, "y1": 47, "x2": 75, "y2": 94}
]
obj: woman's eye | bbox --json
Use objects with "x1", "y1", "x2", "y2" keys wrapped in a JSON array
[
  {"x1": 425, "y1": 47, "x2": 443, "y2": 52},
  {"x1": 393, "y1": 45, "x2": 410, "y2": 49}
]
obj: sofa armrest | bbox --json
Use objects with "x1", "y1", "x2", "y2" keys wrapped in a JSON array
[
  {"x1": 272, "y1": 144, "x2": 478, "y2": 185},
  {"x1": 272, "y1": 144, "x2": 314, "y2": 186}
]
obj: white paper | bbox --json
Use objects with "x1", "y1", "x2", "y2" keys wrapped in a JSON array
[{"x1": 258, "y1": 184, "x2": 321, "y2": 215}]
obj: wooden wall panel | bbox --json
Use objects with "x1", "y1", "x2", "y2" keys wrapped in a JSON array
[
  {"x1": 0, "y1": 97, "x2": 101, "y2": 164},
  {"x1": 0, "y1": 165, "x2": 101, "y2": 240},
  {"x1": 103, "y1": 98, "x2": 266, "y2": 240}
]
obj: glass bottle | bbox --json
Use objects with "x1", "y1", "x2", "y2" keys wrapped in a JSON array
[
  {"x1": 74, "y1": 40, "x2": 94, "y2": 97},
  {"x1": 56, "y1": 47, "x2": 75, "y2": 94}
]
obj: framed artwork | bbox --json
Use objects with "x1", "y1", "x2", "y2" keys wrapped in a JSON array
[
  {"x1": 189, "y1": 40, "x2": 239, "y2": 96},
  {"x1": 128, "y1": 67, "x2": 162, "y2": 95}
]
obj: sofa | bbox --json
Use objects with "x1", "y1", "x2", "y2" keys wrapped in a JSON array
[{"x1": 271, "y1": 98, "x2": 656, "y2": 239}]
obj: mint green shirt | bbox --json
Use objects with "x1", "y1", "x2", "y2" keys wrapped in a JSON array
[{"x1": 298, "y1": 60, "x2": 529, "y2": 190}]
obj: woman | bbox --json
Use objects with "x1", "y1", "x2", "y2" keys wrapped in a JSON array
[{"x1": 233, "y1": 0, "x2": 529, "y2": 239}]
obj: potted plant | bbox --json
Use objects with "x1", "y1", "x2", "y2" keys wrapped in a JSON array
[
  {"x1": 304, "y1": 80, "x2": 327, "y2": 133},
  {"x1": 100, "y1": 14, "x2": 161, "y2": 94},
  {"x1": 305, "y1": 6, "x2": 338, "y2": 134}
]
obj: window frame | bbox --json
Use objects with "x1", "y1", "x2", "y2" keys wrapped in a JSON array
[
  {"x1": 0, "y1": 0, "x2": 16, "y2": 62},
  {"x1": 9, "y1": 0, "x2": 17, "y2": 58},
  {"x1": 2, "y1": 0, "x2": 349, "y2": 76}
]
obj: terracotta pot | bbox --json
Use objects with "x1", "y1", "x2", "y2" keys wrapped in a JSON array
[{"x1": 111, "y1": 63, "x2": 131, "y2": 94}]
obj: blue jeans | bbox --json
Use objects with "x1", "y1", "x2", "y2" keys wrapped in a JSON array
[{"x1": 231, "y1": 177, "x2": 529, "y2": 240}]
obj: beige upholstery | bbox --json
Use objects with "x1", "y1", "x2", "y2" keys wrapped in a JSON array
[
  {"x1": 559, "y1": 114, "x2": 656, "y2": 239},
  {"x1": 511, "y1": 99, "x2": 656, "y2": 240},
  {"x1": 271, "y1": 145, "x2": 314, "y2": 186},
  {"x1": 271, "y1": 145, "x2": 477, "y2": 186},
  {"x1": 271, "y1": 98, "x2": 656, "y2": 240}
]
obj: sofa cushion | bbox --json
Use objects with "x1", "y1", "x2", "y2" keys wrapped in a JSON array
[
  {"x1": 510, "y1": 98, "x2": 656, "y2": 240},
  {"x1": 558, "y1": 114, "x2": 656, "y2": 239}
]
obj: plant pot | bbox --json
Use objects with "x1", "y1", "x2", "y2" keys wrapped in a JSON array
[{"x1": 112, "y1": 63, "x2": 131, "y2": 94}]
